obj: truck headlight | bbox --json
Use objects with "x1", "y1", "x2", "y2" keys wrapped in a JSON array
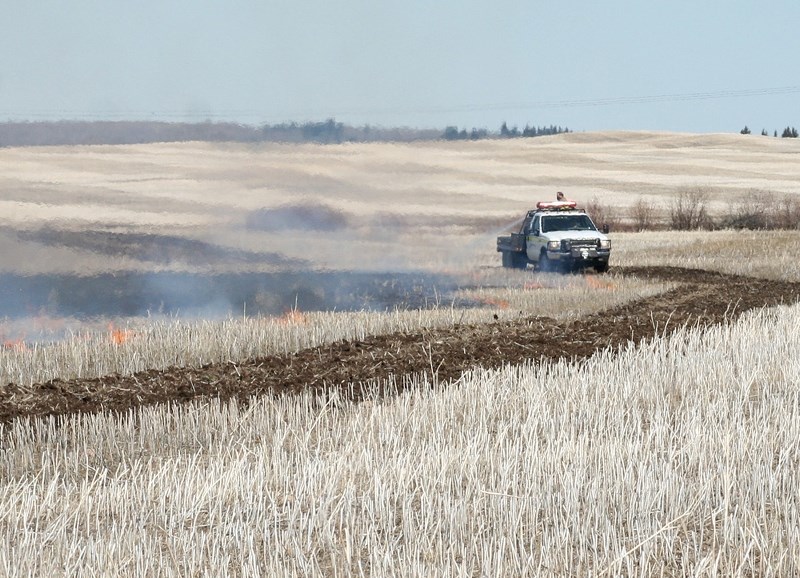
[
  {"x1": 599, "y1": 239, "x2": 611, "y2": 249},
  {"x1": 547, "y1": 241, "x2": 561, "y2": 251}
]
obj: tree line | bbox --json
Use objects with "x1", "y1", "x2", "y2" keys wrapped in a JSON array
[
  {"x1": 0, "y1": 119, "x2": 434, "y2": 147},
  {"x1": 443, "y1": 122, "x2": 570, "y2": 141},
  {"x1": 0, "y1": 119, "x2": 569, "y2": 147},
  {"x1": 8, "y1": 119, "x2": 793, "y2": 147},
  {"x1": 740, "y1": 125, "x2": 798, "y2": 137}
]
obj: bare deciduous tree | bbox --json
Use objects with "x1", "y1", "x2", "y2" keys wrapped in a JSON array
[
  {"x1": 670, "y1": 188, "x2": 711, "y2": 230},
  {"x1": 585, "y1": 197, "x2": 618, "y2": 231},
  {"x1": 720, "y1": 191, "x2": 800, "y2": 230},
  {"x1": 629, "y1": 197, "x2": 657, "y2": 231}
]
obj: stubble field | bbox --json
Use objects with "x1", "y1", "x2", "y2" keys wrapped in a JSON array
[{"x1": 1, "y1": 131, "x2": 800, "y2": 575}]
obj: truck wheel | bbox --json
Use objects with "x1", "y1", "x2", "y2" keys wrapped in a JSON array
[
  {"x1": 538, "y1": 251, "x2": 552, "y2": 272},
  {"x1": 595, "y1": 262, "x2": 609, "y2": 274}
]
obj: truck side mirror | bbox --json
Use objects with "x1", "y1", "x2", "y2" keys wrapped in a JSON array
[{"x1": 602, "y1": 224, "x2": 610, "y2": 234}]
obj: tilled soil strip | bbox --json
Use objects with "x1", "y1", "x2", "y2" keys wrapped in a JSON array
[{"x1": 2, "y1": 266, "x2": 799, "y2": 423}]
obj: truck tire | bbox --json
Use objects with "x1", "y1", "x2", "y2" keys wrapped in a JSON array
[
  {"x1": 595, "y1": 262, "x2": 609, "y2": 274},
  {"x1": 538, "y1": 250, "x2": 552, "y2": 272}
]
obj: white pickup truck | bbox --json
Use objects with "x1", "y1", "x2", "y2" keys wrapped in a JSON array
[{"x1": 496, "y1": 201, "x2": 611, "y2": 273}]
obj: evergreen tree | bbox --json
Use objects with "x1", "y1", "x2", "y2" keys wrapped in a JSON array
[
  {"x1": 740, "y1": 125, "x2": 751, "y2": 134},
  {"x1": 443, "y1": 126, "x2": 460, "y2": 140}
]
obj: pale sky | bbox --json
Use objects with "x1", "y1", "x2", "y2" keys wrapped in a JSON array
[{"x1": 2, "y1": 0, "x2": 799, "y2": 133}]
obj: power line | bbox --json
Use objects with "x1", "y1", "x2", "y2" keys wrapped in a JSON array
[
  {"x1": 2, "y1": 85, "x2": 799, "y2": 122},
  {"x1": 321, "y1": 85, "x2": 800, "y2": 117}
]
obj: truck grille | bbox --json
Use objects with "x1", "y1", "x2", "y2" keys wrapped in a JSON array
[{"x1": 561, "y1": 239, "x2": 598, "y2": 251}]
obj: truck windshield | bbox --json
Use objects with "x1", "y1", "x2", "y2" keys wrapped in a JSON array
[{"x1": 541, "y1": 215, "x2": 596, "y2": 233}]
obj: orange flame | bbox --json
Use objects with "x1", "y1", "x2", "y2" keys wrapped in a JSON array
[
  {"x1": 276, "y1": 309, "x2": 309, "y2": 325},
  {"x1": 477, "y1": 296, "x2": 510, "y2": 309},
  {"x1": 585, "y1": 276, "x2": 617, "y2": 290},
  {"x1": 2, "y1": 339, "x2": 27, "y2": 352},
  {"x1": 108, "y1": 323, "x2": 135, "y2": 345}
]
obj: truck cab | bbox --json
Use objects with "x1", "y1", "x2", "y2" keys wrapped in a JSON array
[{"x1": 497, "y1": 201, "x2": 611, "y2": 273}]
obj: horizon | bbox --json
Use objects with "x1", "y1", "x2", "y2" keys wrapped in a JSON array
[
  {"x1": 2, "y1": 118, "x2": 797, "y2": 138},
  {"x1": 2, "y1": 91, "x2": 797, "y2": 138}
]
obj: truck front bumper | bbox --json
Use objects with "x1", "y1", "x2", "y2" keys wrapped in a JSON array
[{"x1": 547, "y1": 248, "x2": 610, "y2": 266}]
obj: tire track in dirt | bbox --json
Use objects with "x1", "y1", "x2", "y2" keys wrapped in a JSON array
[{"x1": 2, "y1": 266, "x2": 799, "y2": 423}]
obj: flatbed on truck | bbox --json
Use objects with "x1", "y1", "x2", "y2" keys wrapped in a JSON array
[{"x1": 497, "y1": 201, "x2": 611, "y2": 273}]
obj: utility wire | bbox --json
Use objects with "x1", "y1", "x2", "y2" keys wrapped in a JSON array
[{"x1": 3, "y1": 85, "x2": 799, "y2": 122}]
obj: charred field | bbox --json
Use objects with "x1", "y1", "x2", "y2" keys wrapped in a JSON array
[
  {"x1": 3, "y1": 264, "x2": 799, "y2": 423},
  {"x1": 0, "y1": 269, "x2": 466, "y2": 320}
]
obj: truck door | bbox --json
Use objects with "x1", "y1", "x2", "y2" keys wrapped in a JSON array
[{"x1": 526, "y1": 215, "x2": 543, "y2": 260}]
